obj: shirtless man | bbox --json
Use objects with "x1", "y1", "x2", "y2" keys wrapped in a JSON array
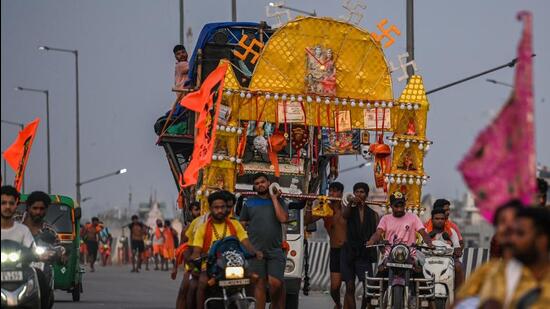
[
  {"x1": 305, "y1": 182, "x2": 346, "y2": 309},
  {"x1": 127, "y1": 215, "x2": 147, "y2": 272},
  {"x1": 81, "y1": 217, "x2": 101, "y2": 272}
]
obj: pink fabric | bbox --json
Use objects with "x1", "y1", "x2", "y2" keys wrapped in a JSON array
[
  {"x1": 378, "y1": 213, "x2": 424, "y2": 246},
  {"x1": 458, "y1": 11, "x2": 535, "y2": 222}
]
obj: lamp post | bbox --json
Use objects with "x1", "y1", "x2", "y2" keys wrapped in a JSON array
[
  {"x1": 486, "y1": 79, "x2": 513, "y2": 88},
  {"x1": 1, "y1": 120, "x2": 25, "y2": 192},
  {"x1": 39, "y1": 45, "x2": 80, "y2": 203},
  {"x1": 78, "y1": 168, "x2": 127, "y2": 188},
  {"x1": 15, "y1": 87, "x2": 51, "y2": 193},
  {"x1": 269, "y1": 2, "x2": 316, "y2": 16}
]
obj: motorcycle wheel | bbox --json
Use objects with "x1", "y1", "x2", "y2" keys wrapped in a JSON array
[
  {"x1": 391, "y1": 286, "x2": 405, "y2": 309},
  {"x1": 72, "y1": 283, "x2": 81, "y2": 302},
  {"x1": 228, "y1": 293, "x2": 251, "y2": 309},
  {"x1": 434, "y1": 297, "x2": 447, "y2": 309}
]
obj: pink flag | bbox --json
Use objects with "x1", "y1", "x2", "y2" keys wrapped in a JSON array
[{"x1": 458, "y1": 11, "x2": 536, "y2": 222}]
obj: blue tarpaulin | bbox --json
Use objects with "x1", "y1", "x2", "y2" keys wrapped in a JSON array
[
  {"x1": 187, "y1": 22, "x2": 261, "y2": 87},
  {"x1": 166, "y1": 22, "x2": 263, "y2": 119}
]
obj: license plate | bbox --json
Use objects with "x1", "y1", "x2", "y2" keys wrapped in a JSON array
[
  {"x1": 1, "y1": 271, "x2": 23, "y2": 282},
  {"x1": 31, "y1": 261, "x2": 45, "y2": 271},
  {"x1": 387, "y1": 262, "x2": 413, "y2": 269},
  {"x1": 219, "y1": 278, "x2": 250, "y2": 287}
]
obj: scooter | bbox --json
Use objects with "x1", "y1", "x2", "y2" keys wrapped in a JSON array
[
  {"x1": 1, "y1": 240, "x2": 42, "y2": 309},
  {"x1": 420, "y1": 240, "x2": 455, "y2": 309},
  {"x1": 365, "y1": 242, "x2": 434, "y2": 309},
  {"x1": 198, "y1": 236, "x2": 256, "y2": 309}
]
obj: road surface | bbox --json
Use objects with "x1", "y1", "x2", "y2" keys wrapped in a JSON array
[{"x1": 53, "y1": 265, "x2": 331, "y2": 308}]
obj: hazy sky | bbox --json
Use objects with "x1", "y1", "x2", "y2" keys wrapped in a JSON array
[{"x1": 2, "y1": 0, "x2": 549, "y2": 218}]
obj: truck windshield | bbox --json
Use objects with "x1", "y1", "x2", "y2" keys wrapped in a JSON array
[{"x1": 287, "y1": 209, "x2": 300, "y2": 234}]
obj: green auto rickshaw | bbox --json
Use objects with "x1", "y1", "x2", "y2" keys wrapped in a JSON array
[{"x1": 18, "y1": 194, "x2": 84, "y2": 301}]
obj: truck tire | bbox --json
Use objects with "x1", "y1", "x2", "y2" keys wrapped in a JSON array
[
  {"x1": 391, "y1": 286, "x2": 404, "y2": 309},
  {"x1": 285, "y1": 293, "x2": 299, "y2": 309}
]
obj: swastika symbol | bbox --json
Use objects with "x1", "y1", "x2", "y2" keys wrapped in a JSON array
[
  {"x1": 266, "y1": 2, "x2": 291, "y2": 28},
  {"x1": 341, "y1": 0, "x2": 367, "y2": 25},
  {"x1": 389, "y1": 52, "x2": 418, "y2": 82},
  {"x1": 232, "y1": 34, "x2": 264, "y2": 65},
  {"x1": 371, "y1": 18, "x2": 401, "y2": 48}
]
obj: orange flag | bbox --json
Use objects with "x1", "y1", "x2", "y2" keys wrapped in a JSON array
[
  {"x1": 3, "y1": 118, "x2": 40, "y2": 192},
  {"x1": 180, "y1": 63, "x2": 228, "y2": 187}
]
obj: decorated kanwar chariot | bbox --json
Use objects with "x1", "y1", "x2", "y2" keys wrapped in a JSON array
[{"x1": 156, "y1": 15, "x2": 433, "y2": 307}]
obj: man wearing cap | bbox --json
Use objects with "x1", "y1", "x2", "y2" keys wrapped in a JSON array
[{"x1": 367, "y1": 192, "x2": 433, "y2": 260}]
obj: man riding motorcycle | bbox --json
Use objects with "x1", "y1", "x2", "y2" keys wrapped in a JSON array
[
  {"x1": 1, "y1": 185, "x2": 40, "y2": 308},
  {"x1": 1, "y1": 186, "x2": 35, "y2": 248},
  {"x1": 19, "y1": 191, "x2": 64, "y2": 309},
  {"x1": 367, "y1": 192, "x2": 433, "y2": 305},
  {"x1": 189, "y1": 191, "x2": 263, "y2": 308}
]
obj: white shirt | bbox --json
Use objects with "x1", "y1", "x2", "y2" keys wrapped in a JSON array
[
  {"x1": 432, "y1": 228, "x2": 460, "y2": 248},
  {"x1": 1, "y1": 222, "x2": 35, "y2": 248}
]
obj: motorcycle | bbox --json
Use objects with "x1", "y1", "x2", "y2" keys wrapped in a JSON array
[
  {"x1": 1, "y1": 240, "x2": 41, "y2": 309},
  {"x1": 33, "y1": 229, "x2": 65, "y2": 309},
  {"x1": 197, "y1": 236, "x2": 256, "y2": 309},
  {"x1": 365, "y1": 242, "x2": 434, "y2": 309},
  {"x1": 420, "y1": 240, "x2": 455, "y2": 309}
]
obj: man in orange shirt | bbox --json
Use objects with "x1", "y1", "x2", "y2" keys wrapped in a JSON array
[
  {"x1": 153, "y1": 219, "x2": 166, "y2": 271},
  {"x1": 163, "y1": 220, "x2": 176, "y2": 271},
  {"x1": 81, "y1": 217, "x2": 102, "y2": 272}
]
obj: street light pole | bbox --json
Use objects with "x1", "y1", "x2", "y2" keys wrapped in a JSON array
[
  {"x1": 78, "y1": 168, "x2": 127, "y2": 187},
  {"x1": 179, "y1": 0, "x2": 185, "y2": 44},
  {"x1": 39, "y1": 45, "x2": 80, "y2": 203},
  {"x1": 486, "y1": 79, "x2": 513, "y2": 88},
  {"x1": 406, "y1": 0, "x2": 415, "y2": 79},
  {"x1": 1, "y1": 120, "x2": 25, "y2": 192},
  {"x1": 231, "y1": 0, "x2": 237, "y2": 21},
  {"x1": 15, "y1": 87, "x2": 51, "y2": 193},
  {"x1": 269, "y1": 2, "x2": 316, "y2": 16}
]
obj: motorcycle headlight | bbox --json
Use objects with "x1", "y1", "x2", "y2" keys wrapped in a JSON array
[
  {"x1": 434, "y1": 247, "x2": 446, "y2": 255},
  {"x1": 1, "y1": 252, "x2": 7, "y2": 263},
  {"x1": 225, "y1": 266, "x2": 244, "y2": 279},
  {"x1": 8, "y1": 251, "x2": 21, "y2": 262},
  {"x1": 285, "y1": 259, "x2": 296, "y2": 273},
  {"x1": 35, "y1": 246, "x2": 46, "y2": 256},
  {"x1": 391, "y1": 245, "x2": 409, "y2": 263}
]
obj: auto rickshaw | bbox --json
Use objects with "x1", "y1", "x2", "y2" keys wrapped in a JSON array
[{"x1": 18, "y1": 194, "x2": 84, "y2": 301}]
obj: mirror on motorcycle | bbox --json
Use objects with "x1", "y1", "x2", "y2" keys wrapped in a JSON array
[{"x1": 74, "y1": 207, "x2": 82, "y2": 220}]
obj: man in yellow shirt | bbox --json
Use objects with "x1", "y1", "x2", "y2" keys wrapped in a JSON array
[
  {"x1": 455, "y1": 207, "x2": 550, "y2": 308},
  {"x1": 190, "y1": 191, "x2": 263, "y2": 308}
]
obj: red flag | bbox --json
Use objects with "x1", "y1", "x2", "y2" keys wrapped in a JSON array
[
  {"x1": 458, "y1": 12, "x2": 535, "y2": 222},
  {"x1": 3, "y1": 118, "x2": 40, "y2": 192},
  {"x1": 181, "y1": 64, "x2": 228, "y2": 187}
]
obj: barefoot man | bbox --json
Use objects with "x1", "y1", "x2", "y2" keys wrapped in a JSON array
[{"x1": 305, "y1": 182, "x2": 347, "y2": 309}]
